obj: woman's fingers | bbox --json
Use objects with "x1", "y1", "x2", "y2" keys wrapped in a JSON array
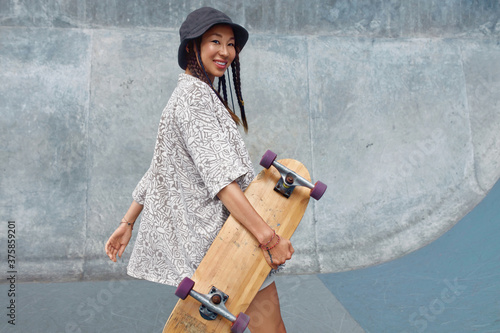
[
  {"x1": 105, "y1": 235, "x2": 120, "y2": 262},
  {"x1": 118, "y1": 244, "x2": 127, "y2": 258},
  {"x1": 105, "y1": 240, "x2": 112, "y2": 259},
  {"x1": 288, "y1": 243, "x2": 295, "y2": 260}
]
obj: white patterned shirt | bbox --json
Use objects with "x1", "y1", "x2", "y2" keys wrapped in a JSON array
[{"x1": 127, "y1": 74, "x2": 254, "y2": 286}]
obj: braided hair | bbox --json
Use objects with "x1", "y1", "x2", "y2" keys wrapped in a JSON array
[{"x1": 186, "y1": 39, "x2": 248, "y2": 132}]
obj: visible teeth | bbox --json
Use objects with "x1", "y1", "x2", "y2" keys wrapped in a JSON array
[{"x1": 215, "y1": 61, "x2": 226, "y2": 66}]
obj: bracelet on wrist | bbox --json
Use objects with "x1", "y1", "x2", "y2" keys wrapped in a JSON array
[
  {"x1": 261, "y1": 234, "x2": 281, "y2": 251},
  {"x1": 260, "y1": 230, "x2": 276, "y2": 249},
  {"x1": 120, "y1": 218, "x2": 134, "y2": 230}
]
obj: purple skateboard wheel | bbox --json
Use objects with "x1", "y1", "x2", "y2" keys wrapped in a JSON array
[
  {"x1": 231, "y1": 312, "x2": 250, "y2": 333},
  {"x1": 175, "y1": 277, "x2": 194, "y2": 300},
  {"x1": 310, "y1": 181, "x2": 327, "y2": 200},
  {"x1": 260, "y1": 150, "x2": 277, "y2": 169}
]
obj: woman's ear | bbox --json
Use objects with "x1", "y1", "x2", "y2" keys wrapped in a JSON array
[
  {"x1": 191, "y1": 42, "x2": 199, "y2": 55},
  {"x1": 186, "y1": 45, "x2": 189, "y2": 53}
]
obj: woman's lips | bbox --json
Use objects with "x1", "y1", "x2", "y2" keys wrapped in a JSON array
[{"x1": 214, "y1": 60, "x2": 227, "y2": 69}]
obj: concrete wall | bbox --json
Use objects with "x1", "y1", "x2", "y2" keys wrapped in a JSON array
[{"x1": 1, "y1": 0, "x2": 499, "y2": 282}]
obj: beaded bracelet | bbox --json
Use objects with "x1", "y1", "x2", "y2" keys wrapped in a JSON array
[
  {"x1": 260, "y1": 230, "x2": 276, "y2": 249},
  {"x1": 265, "y1": 235, "x2": 281, "y2": 251},
  {"x1": 260, "y1": 235, "x2": 281, "y2": 251}
]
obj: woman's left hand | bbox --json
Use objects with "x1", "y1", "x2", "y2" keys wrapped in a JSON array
[{"x1": 262, "y1": 235, "x2": 294, "y2": 270}]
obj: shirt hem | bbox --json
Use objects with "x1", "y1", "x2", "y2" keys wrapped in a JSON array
[{"x1": 127, "y1": 269, "x2": 179, "y2": 287}]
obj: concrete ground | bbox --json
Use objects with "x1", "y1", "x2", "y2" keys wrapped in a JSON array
[{"x1": 0, "y1": 274, "x2": 363, "y2": 333}]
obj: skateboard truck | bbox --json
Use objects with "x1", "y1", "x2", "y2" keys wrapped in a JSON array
[
  {"x1": 260, "y1": 150, "x2": 327, "y2": 200},
  {"x1": 175, "y1": 277, "x2": 251, "y2": 333},
  {"x1": 199, "y1": 286, "x2": 229, "y2": 320}
]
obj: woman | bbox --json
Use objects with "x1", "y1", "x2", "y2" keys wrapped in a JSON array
[{"x1": 105, "y1": 7, "x2": 293, "y2": 332}]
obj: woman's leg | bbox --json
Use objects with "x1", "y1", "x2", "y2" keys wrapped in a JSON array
[{"x1": 245, "y1": 282, "x2": 286, "y2": 333}]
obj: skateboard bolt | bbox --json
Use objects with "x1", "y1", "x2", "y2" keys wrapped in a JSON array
[
  {"x1": 285, "y1": 174, "x2": 294, "y2": 185},
  {"x1": 211, "y1": 294, "x2": 222, "y2": 305}
]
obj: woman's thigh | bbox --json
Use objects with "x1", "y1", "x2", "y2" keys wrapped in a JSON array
[{"x1": 245, "y1": 282, "x2": 286, "y2": 333}]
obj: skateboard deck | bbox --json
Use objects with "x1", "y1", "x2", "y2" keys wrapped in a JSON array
[{"x1": 163, "y1": 156, "x2": 317, "y2": 332}]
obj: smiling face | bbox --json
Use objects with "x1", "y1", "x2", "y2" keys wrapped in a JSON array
[{"x1": 197, "y1": 24, "x2": 237, "y2": 82}]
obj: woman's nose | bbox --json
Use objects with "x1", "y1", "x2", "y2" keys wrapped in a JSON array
[{"x1": 219, "y1": 45, "x2": 229, "y2": 57}]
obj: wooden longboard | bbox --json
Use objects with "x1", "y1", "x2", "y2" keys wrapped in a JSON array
[{"x1": 163, "y1": 158, "x2": 311, "y2": 332}]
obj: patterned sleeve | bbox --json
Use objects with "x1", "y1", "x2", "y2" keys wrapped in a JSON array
[
  {"x1": 176, "y1": 85, "x2": 252, "y2": 198},
  {"x1": 132, "y1": 163, "x2": 153, "y2": 205}
]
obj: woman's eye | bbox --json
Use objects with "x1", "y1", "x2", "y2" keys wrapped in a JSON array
[{"x1": 212, "y1": 40, "x2": 220, "y2": 44}]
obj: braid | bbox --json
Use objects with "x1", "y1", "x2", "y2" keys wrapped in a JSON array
[
  {"x1": 217, "y1": 77, "x2": 223, "y2": 100},
  {"x1": 231, "y1": 54, "x2": 248, "y2": 132},
  {"x1": 186, "y1": 41, "x2": 211, "y2": 86},
  {"x1": 185, "y1": 40, "x2": 246, "y2": 130},
  {"x1": 218, "y1": 75, "x2": 228, "y2": 105}
]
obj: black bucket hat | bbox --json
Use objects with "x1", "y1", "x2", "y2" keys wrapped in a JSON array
[{"x1": 178, "y1": 7, "x2": 249, "y2": 70}]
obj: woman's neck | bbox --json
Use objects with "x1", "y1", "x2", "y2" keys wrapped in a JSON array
[{"x1": 185, "y1": 68, "x2": 214, "y2": 85}]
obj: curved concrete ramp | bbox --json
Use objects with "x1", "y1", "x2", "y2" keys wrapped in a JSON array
[
  {"x1": 319, "y1": 178, "x2": 500, "y2": 332},
  {"x1": 280, "y1": 37, "x2": 500, "y2": 274}
]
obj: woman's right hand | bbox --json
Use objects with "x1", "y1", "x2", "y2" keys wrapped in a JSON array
[
  {"x1": 105, "y1": 201, "x2": 143, "y2": 262},
  {"x1": 105, "y1": 224, "x2": 133, "y2": 262},
  {"x1": 262, "y1": 235, "x2": 294, "y2": 270}
]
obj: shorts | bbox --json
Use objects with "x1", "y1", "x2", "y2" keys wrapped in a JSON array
[{"x1": 258, "y1": 273, "x2": 276, "y2": 291}]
